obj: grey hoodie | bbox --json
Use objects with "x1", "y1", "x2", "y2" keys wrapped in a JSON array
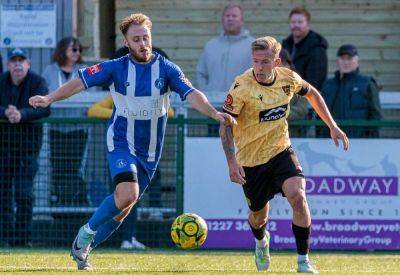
[
  {"x1": 196, "y1": 29, "x2": 254, "y2": 94},
  {"x1": 42, "y1": 62, "x2": 88, "y2": 92}
]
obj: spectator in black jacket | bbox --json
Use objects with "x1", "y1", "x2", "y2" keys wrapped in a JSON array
[
  {"x1": 321, "y1": 44, "x2": 382, "y2": 137},
  {"x1": 0, "y1": 48, "x2": 50, "y2": 247},
  {"x1": 282, "y1": 7, "x2": 328, "y2": 90}
]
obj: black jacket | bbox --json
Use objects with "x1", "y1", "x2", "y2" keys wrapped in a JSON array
[
  {"x1": 0, "y1": 70, "x2": 50, "y2": 155},
  {"x1": 321, "y1": 69, "x2": 382, "y2": 120},
  {"x1": 282, "y1": 30, "x2": 328, "y2": 90},
  {"x1": 321, "y1": 69, "x2": 382, "y2": 138}
]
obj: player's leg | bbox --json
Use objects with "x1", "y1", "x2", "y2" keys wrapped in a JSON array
[
  {"x1": 91, "y1": 203, "x2": 134, "y2": 249},
  {"x1": 242, "y1": 164, "x2": 272, "y2": 271},
  {"x1": 71, "y1": 152, "x2": 139, "y2": 269},
  {"x1": 248, "y1": 203, "x2": 271, "y2": 271},
  {"x1": 282, "y1": 176, "x2": 317, "y2": 274}
]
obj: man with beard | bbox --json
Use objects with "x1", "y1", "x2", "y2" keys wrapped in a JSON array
[
  {"x1": 29, "y1": 13, "x2": 235, "y2": 270},
  {"x1": 0, "y1": 48, "x2": 50, "y2": 247},
  {"x1": 282, "y1": 7, "x2": 328, "y2": 91}
]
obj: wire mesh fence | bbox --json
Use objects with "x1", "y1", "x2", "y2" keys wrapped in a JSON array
[{"x1": 0, "y1": 117, "x2": 399, "y2": 248}]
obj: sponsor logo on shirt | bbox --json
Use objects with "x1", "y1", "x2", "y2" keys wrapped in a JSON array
[
  {"x1": 87, "y1": 64, "x2": 102, "y2": 75},
  {"x1": 259, "y1": 104, "x2": 288, "y2": 122}
]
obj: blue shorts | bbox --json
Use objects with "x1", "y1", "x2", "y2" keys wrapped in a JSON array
[{"x1": 107, "y1": 151, "x2": 153, "y2": 196}]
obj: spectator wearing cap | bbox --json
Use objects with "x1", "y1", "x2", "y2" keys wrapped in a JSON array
[
  {"x1": 321, "y1": 44, "x2": 382, "y2": 137},
  {"x1": 282, "y1": 7, "x2": 328, "y2": 90},
  {"x1": 0, "y1": 48, "x2": 50, "y2": 247}
]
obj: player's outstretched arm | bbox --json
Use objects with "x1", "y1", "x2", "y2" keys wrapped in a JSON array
[
  {"x1": 29, "y1": 78, "x2": 85, "y2": 108},
  {"x1": 219, "y1": 123, "x2": 246, "y2": 185},
  {"x1": 304, "y1": 85, "x2": 349, "y2": 151},
  {"x1": 187, "y1": 89, "x2": 236, "y2": 126}
]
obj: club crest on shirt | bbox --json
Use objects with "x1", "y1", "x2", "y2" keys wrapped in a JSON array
[
  {"x1": 155, "y1": 78, "x2": 166, "y2": 90},
  {"x1": 116, "y1": 159, "x2": 127, "y2": 168},
  {"x1": 87, "y1": 64, "x2": 102, "y2": 75},
  {"x1": 224, "y1": 94, "x2": 234, "y2": 111},
  {"x1": 281, "y1": 85, "x2": 291, "y2": 96}
]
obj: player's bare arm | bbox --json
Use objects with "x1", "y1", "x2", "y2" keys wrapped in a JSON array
[
  {"x1": 219, "y1": 123, "x2": 246, "y2": 185},
  {"x1": 187, "y1": 89, "x2": 236, "y2": 126},
  {"x1": 29, "y1": 78, "x2": 85, "y2": 108},
  {"x1": 303, "y1": 82, "x2": 349, "y2": 151}
]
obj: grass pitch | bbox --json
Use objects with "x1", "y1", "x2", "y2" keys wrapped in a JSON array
[{"x1": 0, "y1": 249, "x2": 399, "y2": 274}]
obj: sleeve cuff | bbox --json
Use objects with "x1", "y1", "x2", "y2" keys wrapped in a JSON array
[
  {"x1": 297, "y1": 85, "x2": 310, "y2": 96},
  {"x1": 78, "y1": 68, "x2": 89, "y2": 89},
  {"x1": 181, "y1": 88, "x2": 195, "y2": 101},
  {"x1": 222, "y1": 108, "x2": 239, "y2": 118}
]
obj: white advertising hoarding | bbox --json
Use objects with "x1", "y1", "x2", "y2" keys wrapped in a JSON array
[{"x1": 184, "y1": 138, "x2": 400, "y2": 250}]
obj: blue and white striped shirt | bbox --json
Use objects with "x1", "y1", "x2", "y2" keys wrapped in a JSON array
[{"x1": 79, "y1": 52, "x2": 194, "y2": 171}]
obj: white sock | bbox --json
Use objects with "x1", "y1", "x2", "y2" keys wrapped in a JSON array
[
  {"x1": 84, "y1": 223, "x2": 96, "y2": 235},
  {"x1": 255, "y1": 237, "x2": 267, "y2": 247},
  {"x1": 298, "y1": 254, "x2": 309, "y2": 262}
]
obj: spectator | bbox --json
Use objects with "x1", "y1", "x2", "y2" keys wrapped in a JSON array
[
  {"x1": 86, "y1": 47, "x2": 173, "y2": 250},
  {"x1": 282, "y1": 7, "x2": 328, "y2": 90},
  {"x1": 42, "y1": 37, "x2": 89, "y2": 206},
  {"x1": 196, "y1": 4, "x2": 254, "y2": 94},
  {"x1": 279, "y1": 49, "x2": 309, "y2": 137},
  {"x1": 321, "y1": 44, "x2": 382, "y2": 137},
  {"x1": 0, "y1": 48, "x2": 50, "y2": 247}
]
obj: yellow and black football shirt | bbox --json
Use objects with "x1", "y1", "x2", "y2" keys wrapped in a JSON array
[{"x1": 223, "y1": 66, "x2": 309, "y2": 167}]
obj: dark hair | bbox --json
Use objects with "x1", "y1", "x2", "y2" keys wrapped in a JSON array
[
  {"x1": 289, "y1": 7, "x2": 311, "y2": 22},
  {"x1": 279, "y1": 48, "x2": 295, "y2": 70},
  {"x1": 53, "y1": 37, "x2": 82, "y2": 66}
]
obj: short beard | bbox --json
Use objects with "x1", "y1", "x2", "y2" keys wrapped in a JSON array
[{"x1": 129, "y1": 47, "x2": 152, "y2": 63}]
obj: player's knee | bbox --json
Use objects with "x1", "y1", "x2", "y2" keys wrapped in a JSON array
[
  {"x1": 290, "y1": 192, "x2": 308, "y2": 212},
  {"x1": 251, "y1": 213, "x2": 268, "y2": 228},
  {"x1": 115, "y1": 188, "x2": 139, "y2": 209}
]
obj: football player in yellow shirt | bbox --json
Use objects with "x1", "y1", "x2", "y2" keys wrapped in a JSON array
[{"x1": 220, "y1": 36, "x2": 349, "y2": 274}]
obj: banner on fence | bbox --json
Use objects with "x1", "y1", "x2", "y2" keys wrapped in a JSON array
[{"x1": 184, "y1": 138, "x2": 400, "y2": 250}]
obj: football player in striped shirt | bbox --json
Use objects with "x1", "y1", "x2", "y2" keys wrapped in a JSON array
[{"x1": 30, "y1": 13, "x2": 235, "y2": 270}]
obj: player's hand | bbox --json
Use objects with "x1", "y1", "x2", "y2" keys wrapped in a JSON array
[
  {"x1": 330, "y1": 125, "x2": 349, "y2": 151},
  {"x1": 228, "y1": 160, "x2": 246, "y2": 185},
  {"x1": 29, "y1": 95, "x2": 52, "y2": 108},
  {"x1": 215, "y1": 112, "x2": 237, "y2": 126}
]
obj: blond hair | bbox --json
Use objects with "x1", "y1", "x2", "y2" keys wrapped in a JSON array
[
  {"x1": 119, "y1": 13, "x2": 152, "y2": 35},
  {"x1": 251, "y1": 36, "x2": 282, "y2": 57}
]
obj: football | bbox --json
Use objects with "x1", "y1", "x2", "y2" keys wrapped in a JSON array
[{"x1": 171, "y1": 213, "x2": 208, "y2": 249}]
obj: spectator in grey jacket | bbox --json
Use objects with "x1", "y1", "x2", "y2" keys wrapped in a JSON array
[
  {"x1": 196, "y1": 4, "x2": 254, "y2": 94},
  {"x1": 42, "y1": 37, "x2": 89, "y2": 206}
]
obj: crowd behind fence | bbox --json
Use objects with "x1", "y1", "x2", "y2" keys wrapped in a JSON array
[{"x1": 0, "y1": 117, "x2": 399, "y2": 248}]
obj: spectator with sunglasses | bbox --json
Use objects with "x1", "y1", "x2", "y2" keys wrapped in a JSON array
[
  {"x1": 42, "y1": 37, "x2": 85, "y2": 91},
  {"x1": 42, "y1": 37, "x2": 90, "y2": 206}
]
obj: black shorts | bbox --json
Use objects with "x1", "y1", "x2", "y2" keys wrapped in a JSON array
[{"x1": 242, "y1": 146, "x2": 304, "y2": 212}]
